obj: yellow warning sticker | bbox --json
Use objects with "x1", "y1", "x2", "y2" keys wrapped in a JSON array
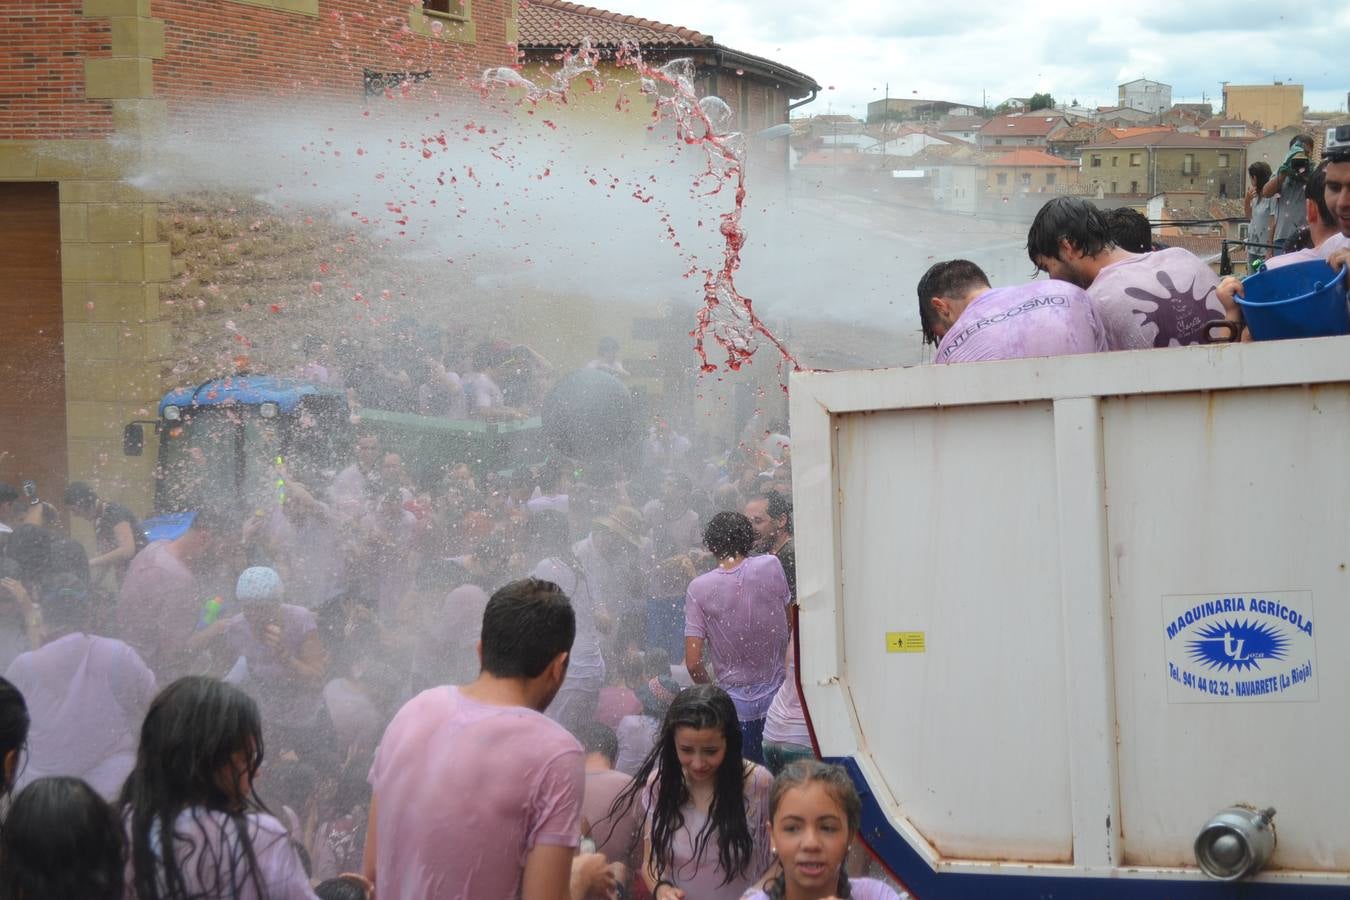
[{"x1": 886, "y1": 631, "x2": 926, "y2": 653}]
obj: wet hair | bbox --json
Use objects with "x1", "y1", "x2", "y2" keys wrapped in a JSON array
[
  {"x1": 62, "y1": 481, "x2": 99, "y2": 510},
  {"x1": 120, "y1": 676, "x2": 271, "y2": 900},
  {"x1": 1104, "y1": 207, "x2": 1153, "y2": 254},
  {"x1": 915, "y1": 259, "x2": 991, "y2": 346},
  {"x1": 1307, "y1": 160, "x2": 1333, "y2": 225},
  {"x1": 479, "y1": 578, "x2": 576, "y2": 679},
  {"x1": 764, "y1": 761, "x2": 863, "y2": 900},
  {"x1": 703, "y1": 511, "x2": 755, "y2": 559},
  {"x1": 1026, "y1": 197, "x2": 1116, "y2": 268},
  {"x1": 0, "y1": 676, "x2": 29, "y2": 797},
  {"x1": 1248, "y1": 160, "x2": 1272, "y2": 194},
  {"x1": 47, "y1": 536, "x2": 91, "y2": 586},
  {"x1": 315, "y1": 877, "x2": 372, "y2": 900},
  {"x1": 3, "y1": 524, "x2": 53, "y2": 587},
  {"x1": 759, "y1": 490, "x2": 793, "y2": 532},
  {"x1": 576, "y1": 721, "x2": 619, "y2": 766},
  {"x1": 1292, "y1": 133, "x2": 1314, "y2": 150},
  {"x1": 610, "y1": 684, "x2": 753, "y2": 886},
  {"x1": 0, "y1": 776, "x2": 125, "y2": 900}
]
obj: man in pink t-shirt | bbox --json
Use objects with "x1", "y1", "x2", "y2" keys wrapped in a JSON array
[
  {"x1": 917, "y1": 259, "x2": 1108, "y2": 363},
  {"x1": 364, "y1": 577, "x2": 617, "y2": 900},
  {"x1": 1027, "y1": 197, "x2": 1233, "y2": 350},
  {"x1": 115, "y1": 509, "x2": 223, "y2": 678}
]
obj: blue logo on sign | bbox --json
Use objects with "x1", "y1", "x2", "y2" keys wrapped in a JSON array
[{"x1": 1187, "y1": 620, "x2": 1289, "y2": 672}]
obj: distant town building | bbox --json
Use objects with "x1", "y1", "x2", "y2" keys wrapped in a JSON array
[
  {"x1": 1095, "y1": 106, "x2": 1156, "y2": 127},
  {"x1": 937, "y1": 115, "x2": 987, "y2": 143},
  {"x1": 867, "y1": 97, "x2": 975, "y2": 122},
  {"x1": 1118, "y1": 79, "x2": 1172, "y2": 115},
  {"x1": 1080, "y1": 132, "x2": 1246, "y2": 200},
  {"x1": 976, "y1": 114, "x2": 1069, "y2": 151},
  {"x1": 985, "y1": 149, "x2": 1080, "y2": 194},
  {"x1": 1222, "y1": 83, "x2": 1304, "y2": 131}
]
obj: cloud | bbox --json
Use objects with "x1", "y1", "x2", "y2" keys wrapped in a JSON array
[{"x1": 624, "y1": 0, "x2": 1349, "y2": 115}]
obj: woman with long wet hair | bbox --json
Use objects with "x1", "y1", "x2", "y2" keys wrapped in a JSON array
[
  {"x1": 119, "y1": 676, "x2": 317, "y2": 900},
  {"x1": 609, "y1": 683, "x2": 773, "y2": 900}
]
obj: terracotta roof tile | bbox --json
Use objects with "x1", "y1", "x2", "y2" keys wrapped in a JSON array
[
  {"x1": 978, "y1": 114, "x2": 1066, "y2": 137},
  {"x1": 988, "y1": 148, "x2": 1078, "y2": 167},
  {"x1": 518, "y1": 0, "x2": 713, "y2": 47}
]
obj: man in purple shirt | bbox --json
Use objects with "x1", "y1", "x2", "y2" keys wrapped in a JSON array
[
  {"x1": 684, "y1": 511, "x2": 791, "y2": 766},
  {"x1": 917, "y1": 259, "x2": 1108, "y2": 363},
  {"x1": 1026, "y1": 197, "x2": 1234, "y2": 349}
]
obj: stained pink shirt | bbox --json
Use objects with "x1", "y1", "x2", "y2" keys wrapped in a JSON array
[
  {"x1": 115, "y1": 541, "x2": 199, "y2": 676},
  {"x1": 936, "y1": 281, "x2": 1108, "y2": 363},
  {"x1": 1086, "y1": 248, "x2": 1224, "y2": 349},
  {"x1": 685, "y1": 555, "x2": 791, "y2": 720},
  {"x1": 368, "y1": 686, "x2": 585, "y2": 900},
  {"x1": 5, "y1": 632, "x2": 156, "y2": 799}
]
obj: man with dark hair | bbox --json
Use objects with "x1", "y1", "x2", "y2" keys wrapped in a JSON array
[
  {"x1": 1323, "y1": 146, "x2": 1350, "y2": 272},
  {"x1": 1027, "y1": 197, "x2": 1229, "y2": 350},
  {"x1": 1262, "y1": 133, "x2": 1316, "y2": 250},
  {"x1": 63, "y1": 481, "x2": 145, "y2": 586},
  {"x1": 745, "y1": 490, "x2": 795, "y2": 602},
  {"x1": 1104, "y1": 207, "x2": 1155, "y2": 254},
  {"x1": 684, "y1": 511, "x2": 791, "y2": 765},
  {"x1": 918, "y1": 257, "x2": 1107, "y2": 363},
  {"x1": 365, "y1": 578, "x2": 616, "y2": 900}
]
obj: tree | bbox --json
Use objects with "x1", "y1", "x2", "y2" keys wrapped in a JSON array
[{"x1": 1029, "y1": 92, "x2": 1055, "y2": 111}]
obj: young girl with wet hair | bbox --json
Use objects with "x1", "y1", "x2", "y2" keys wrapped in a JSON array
[
  {"x1": 611, "y1": 683, "x2": 773, "y2": 900},
  {"x1": 745, "y1": 760, "x2": 903, "y2": 900},
  {"x1": 0, "y1": 776, "x2": 125, "y2": 900},
  {"x1": 0, "y1": 675, "x2": 29, "y2": 798},
  {"x1": 119, "y1": 675, "x2": 319, "y2": 900}
]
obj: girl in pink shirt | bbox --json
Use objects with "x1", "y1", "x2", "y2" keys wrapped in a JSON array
[{"x1": 609, "y1": 684, "x2": 773, "y2": 900}]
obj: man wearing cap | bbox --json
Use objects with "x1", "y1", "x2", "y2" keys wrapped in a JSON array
[{"x1": 190, "y1": 567, "x2": 325, "y2": 748}]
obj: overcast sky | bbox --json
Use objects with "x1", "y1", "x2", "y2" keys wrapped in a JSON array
[{"x1": 624, "y1": 0, "x2": 1348, "y2": 118}]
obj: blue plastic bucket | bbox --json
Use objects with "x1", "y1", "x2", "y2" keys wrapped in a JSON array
[{"x1": 1237, "y1": 260, "x2": 1350, "y2": 340}]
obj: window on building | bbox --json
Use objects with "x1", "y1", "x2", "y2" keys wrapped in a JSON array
[
  {"x1": 1021, "y1": 172, "x2": 1031, "y2": 186},
  {"x1": 1110, "y1": 182, "x2": 1118, "y2": 193},
  {"x1": 1046, "y1": 173, "x2": 1056, "y2": 185},
  {"x1": 995, "y1": 138, "x2": 1003, "y2": 145},
  {"x1": 1025, "y1": 138, "x2": 1034, "y2": 145},
  {"x1": 1218, "y1": 153, "x2": 1230, "y2": 167},
  {"x1": 997, "y1": 173, "x2": 1008, "y2": 185},
  {"x1": 1130, "y1": 180, "x2": 1139, "y2": 193},
  {"x1": 1090, "y1": 155, "x2": 1102, "y2": 168},
  {"x1": 1111, "y1": 156, "x2": 1119, "y2": 167},
  {"x1": 1183, "y1": 153, "x2": 1195, "y2": 175},
  {"x1": 423, "y1": 0, "x2": 469, "y2": 20},
  {"x1": 1129, "y1": 152, "x2": 1142, "y2": 167}
]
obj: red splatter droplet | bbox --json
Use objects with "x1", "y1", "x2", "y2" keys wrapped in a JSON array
[{"x1": 310, "y1": 281, "x2": 323, "y2": 294}]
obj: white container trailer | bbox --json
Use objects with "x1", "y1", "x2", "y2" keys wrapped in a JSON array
[{"x1": 788, "y1": 338, "x2": 1350, "y2": 898}]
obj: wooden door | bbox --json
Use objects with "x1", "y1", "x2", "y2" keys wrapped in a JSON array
[{"x1": 0, "y1": 182, "x2": 68, "y2": 505}]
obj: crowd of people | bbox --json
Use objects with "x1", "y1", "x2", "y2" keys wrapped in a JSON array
[
  {"x1": 0, "y1": 344, "x2": 907, "y2": 900},
  {"x1": 918, "y1": 144, "x2": 1350, "y2": 363}
]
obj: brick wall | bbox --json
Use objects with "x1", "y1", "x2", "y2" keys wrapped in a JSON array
[
  {"x1": 0, "y1": 0, "x2": 115, "y2": 139},
  {"x1": 153, "y1": 0, "x2": 516, "y2": 114}
]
